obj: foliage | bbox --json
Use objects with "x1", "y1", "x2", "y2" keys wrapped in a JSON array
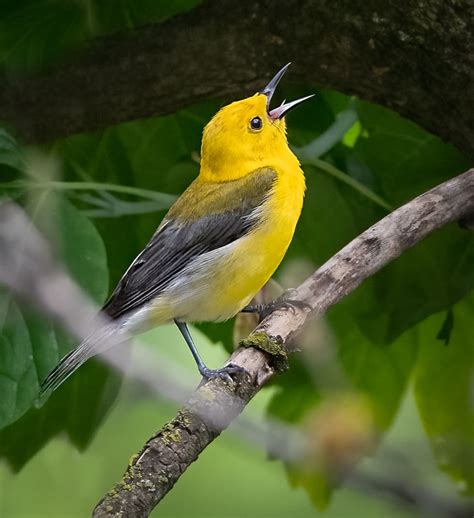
[
  {"x1": 0, "y1": 0, "x2": 202, "y2": 73},
  {"x1": 0, "y1": 151, "x2": 121, "y2": 468},
  {"x1": 0, "y1": 0, "x2": 473, "y2": 512},
  {"x1": 414, "y1": 295, "x2": 474, "y2": 494}
]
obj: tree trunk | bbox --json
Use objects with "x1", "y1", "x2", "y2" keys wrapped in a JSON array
[{"x1": 1, "y1": 0, "x2": 473, "y2": 157}]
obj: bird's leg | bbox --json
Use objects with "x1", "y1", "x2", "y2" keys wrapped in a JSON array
[
  {"x1": 241, "y1": 291, "x2": 312, "y2": 320},
  {"x1": 174, "y1": 320, "x2": 246, "y2": 382}
]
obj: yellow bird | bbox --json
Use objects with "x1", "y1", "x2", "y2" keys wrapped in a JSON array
[{"x1": 40, "y1": 63, "x2": 314, "y2": 395}]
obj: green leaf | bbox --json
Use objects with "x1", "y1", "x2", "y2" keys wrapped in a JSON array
[
  {"x1": 0, "y1": 295, "x2": 39, "y2": 428},
  {"x1": 414, "y1": 294, "x2": 474, "y2": 494},
  {"x1": 0, "y1": 1, "x2": 90, "y2": 74},
  {"x1": 0, "y1": 128, "x2": 24, "y2": 171},
  {"x1": 0, "y1": 196, "x2": 121, "y2": 469},
  {"x1": 0, "y1": 0, "x2": 202, "y2": 74},
  {"x1": 53, "y1": 196, "x2": 109, "y2": 302},
  {"x1": 0, "y1": 348, "x2": 122, "y2": 470},
  {"x1": 304, "y1": 159, "x2": 392, "y2": 211},
  {"x1": 353, "y1": 100, "x2": 470, "y2": 206}
]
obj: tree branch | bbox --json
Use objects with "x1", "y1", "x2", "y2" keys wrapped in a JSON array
[
  {"x1": 94, "y1": 169, "x2": 474, "y2": 517},
  {"x1": 1, "y1": 0, "x2": 474, "y2": 156}
]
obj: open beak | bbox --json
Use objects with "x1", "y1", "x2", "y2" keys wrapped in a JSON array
[{"x1": 261, "y1": 63, "x2": 315, "y2": 120}]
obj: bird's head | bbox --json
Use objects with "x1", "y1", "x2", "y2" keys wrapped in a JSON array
[{"x1": 200, "y1": 63, "x2": 314, "y2": 181}]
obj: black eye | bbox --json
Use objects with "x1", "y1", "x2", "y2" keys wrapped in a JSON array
[{"x1": 250, "y1": 116, "x2": 263, "y2": 130}]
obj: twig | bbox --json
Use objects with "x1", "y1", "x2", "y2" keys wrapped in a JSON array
[{"x1": 94, "y1": 169, "x2": 474, "y2": 516}]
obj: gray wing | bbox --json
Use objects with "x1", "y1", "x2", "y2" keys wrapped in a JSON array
[{"x1": 103, "y1": 169, "x2": 275, "y2": 319}]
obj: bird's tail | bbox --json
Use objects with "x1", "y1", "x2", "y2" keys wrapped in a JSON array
[{"x1": 37, "y1": 322, "x2": 126, "y2": 404}]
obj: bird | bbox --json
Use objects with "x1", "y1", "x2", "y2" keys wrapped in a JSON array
[{"x1": 39, "y1": 63, "x2": 314, "y2": 398}]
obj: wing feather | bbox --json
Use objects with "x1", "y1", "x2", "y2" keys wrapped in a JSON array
[{"x1": 103, "y1": 168, "x2": 276, "y2": 319}]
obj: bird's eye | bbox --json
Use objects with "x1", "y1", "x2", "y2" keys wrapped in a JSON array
[{"x1": 249, "y1": 116, "x2": 263, "y2": 131}]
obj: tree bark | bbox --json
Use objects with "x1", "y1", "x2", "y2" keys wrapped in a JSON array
[
  {"x1": 94, "y1": 169, "x2": 474, "y2": 517},
  {"x1": 1, "y1": 0, "x2": 474, "y2": 156}
]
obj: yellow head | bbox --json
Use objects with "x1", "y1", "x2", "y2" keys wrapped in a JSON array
[{"x1": 199, "y1": 64, "x2": 314, "y2": 182}]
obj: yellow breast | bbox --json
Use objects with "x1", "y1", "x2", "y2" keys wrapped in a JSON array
[{"x1": 202, "y1": 162, "x2": 306, "y2": 320}]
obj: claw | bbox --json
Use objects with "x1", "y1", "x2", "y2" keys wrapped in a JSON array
[
  {"x1": 242, "y1": 293, "x2": 312, "y2": 320},
  {"x1": 199, "y1": 363, "x2": 248, "y2": 383}
]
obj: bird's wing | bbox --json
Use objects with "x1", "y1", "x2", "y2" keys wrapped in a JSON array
[{"x1": 102, "y1": 168, "x2": 276, "y2": 319}]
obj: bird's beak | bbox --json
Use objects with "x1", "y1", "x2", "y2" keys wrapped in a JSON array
[
  {"x1": 261, "y1": 62, "x2": 315, "y2": 120},
  {"x1": 261, "y1": 63, "x2": 292, "y2": 106},
  {"x1": 268, "y1": 94, "x2": 315, "y2": 120}
]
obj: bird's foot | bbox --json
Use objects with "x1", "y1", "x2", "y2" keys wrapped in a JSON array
[
  {"x1": 242, "y1": 291, "x2": 312, "y2": 320},
  {"x1": 199, "y1": 363, "x2": 248, "y2": 383}
]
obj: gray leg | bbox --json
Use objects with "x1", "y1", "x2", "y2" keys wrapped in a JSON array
[{"x1": 174, "y1": 320, "x2": 246, "y2": 381}]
